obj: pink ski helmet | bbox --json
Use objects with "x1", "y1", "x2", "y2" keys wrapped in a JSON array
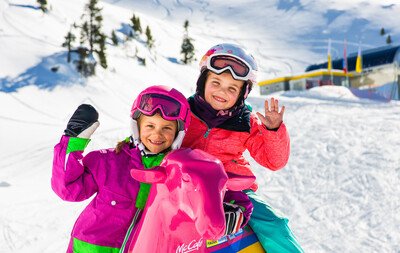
[
  {"x1": 131, "y1": 85, "x2": 190, "y2": 150},
  {"x1": 198, "y1": 43, "x2": 258, "y2": 100}
]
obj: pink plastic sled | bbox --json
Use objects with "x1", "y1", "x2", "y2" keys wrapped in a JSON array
[{"x1": 128, "y1": 148, "x2": 264, "y2": 253}]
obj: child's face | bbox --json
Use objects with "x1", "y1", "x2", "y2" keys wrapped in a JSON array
[
  {"x1": 138, "y1": 113, "x2": 177, "y2": 153},
  {"x1": 204, "y1": 71, "x2": 244, "y2": 110}
]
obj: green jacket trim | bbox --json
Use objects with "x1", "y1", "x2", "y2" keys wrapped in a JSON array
[
  {"x1": 66, "y1": 137, "x2": 91, "y2": 154},
  {"x1": 73, "y1": 238, "x2": 119, "y2": 253},
  {"x1": 135, "y1": 153, "x2": 165, "y2": 209}
]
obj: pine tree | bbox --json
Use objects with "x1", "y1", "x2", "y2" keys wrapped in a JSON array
[
  {"x1": 111, "y1": 30, "x2": 118, "y2": 45},
  {"x1": 380, "y1": 27, "x2": 386, "y2": 36},
  {"x1": 96, "y1": 34, "x2": 107, "y2": 68},
  {"x1": 180, "y1": 20, "x2": 195, "y2": 64},
  {"x1": 79, "y1": 21, "x2": 89, "y2": 45},
  {"x1": 129, "y1": 14, "x2": 136, "y2": 38},
  {"x1": 84, "y1": 0, "x2": 101, "y2": 52},
  {"x1": 135, "y1": 17, "x2": 142, "y2": 34},
  {"x1": 386, "y1": 35, "x2": 392, "y2": 44},
  {"x1": 145, "y1": 26, "x2": 154, "y2": 49},
  {"x1": 130, "y1": 14, "x2": 142, "y2": 36},
  {"x1": 76, "y1": 47, "x2": 92, "y2": 76},
  {"x1": 137, "y1": 57, "x2": 146, "y2": 66},
  {"x1": 79, "y1": 0, "x2": 107, "y2": 68},
  {"x1": 37, "y1": 0, "x2": 48, "y2": 13},
  {"x1": 62, "y1": 26, "x2": 76, "y2": 63}
]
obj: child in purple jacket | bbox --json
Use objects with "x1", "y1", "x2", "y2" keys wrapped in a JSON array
[{"x1": 51, "y1": 85, "x2": 252, "y2": 253}]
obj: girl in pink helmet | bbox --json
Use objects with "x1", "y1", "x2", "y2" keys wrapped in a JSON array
[
  {"x1": 51, "y1": 85, "x2": 190, "y2": 253},
  {"x1": 51, "y1": 85, "x2": 252, "y2": 253},
  {"x1": 182, "y1": 43, "x2": 304, "y2": 253}
]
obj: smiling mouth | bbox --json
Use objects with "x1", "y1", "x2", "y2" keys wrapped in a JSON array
[
  {"x1": 213, "y1": 95, "x2": 226, "y2": 102},
  {"x1": 149, "y1": 140, "x2": 164, "y2": 145}
]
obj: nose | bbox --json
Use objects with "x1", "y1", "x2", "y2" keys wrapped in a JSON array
[
  {"x1": 153, "y1": 127, "x2": 163, "y2": 136},
  {"x1": 217, "y1": 85, "x2": 230, "y2": 94}
]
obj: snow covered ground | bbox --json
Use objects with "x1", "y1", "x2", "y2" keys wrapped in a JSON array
[{"x1": 1, "y1": 1, "x2": 400, "y2": 252}]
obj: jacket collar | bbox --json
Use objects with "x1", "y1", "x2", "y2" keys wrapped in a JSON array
[{"x1": 189, "y1": 96, "x2": 251, "y2": 133}]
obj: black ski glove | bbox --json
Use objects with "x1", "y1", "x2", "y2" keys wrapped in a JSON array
[
  {"x1": 223, "y1": 202, "x2": 245, "y2": 236},
  {"x1": 64, "y1": 104, "x2": 99, "y2": 138}
]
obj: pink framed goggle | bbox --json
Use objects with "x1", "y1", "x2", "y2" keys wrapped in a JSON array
[{"x1": 137, "y1": 93, "x2": 188, "y2": 122}]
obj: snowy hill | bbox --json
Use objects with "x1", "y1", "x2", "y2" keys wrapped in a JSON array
[{"x1": 1, "y1": 1, "x2": 400, "y2": 252}]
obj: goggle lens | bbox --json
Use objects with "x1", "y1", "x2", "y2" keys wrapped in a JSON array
[
  {"x1": 139, "y1": 94, "x2": 181, "y2": 118},
  {"x1": 210, "y1": 55, "x2": 250, "y2": 77}
]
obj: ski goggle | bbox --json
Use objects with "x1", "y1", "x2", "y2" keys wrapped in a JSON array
[
  {"x1": 137, "y1": 93, "x2": 188, "y2": 122},
  {"x1": 207, "y1": 54, "x2": 252, "y2": 81}
]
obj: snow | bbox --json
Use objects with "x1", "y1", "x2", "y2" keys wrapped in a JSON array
[{"x1": 0, "y1": 1, "x2": 400, "y2": 252}]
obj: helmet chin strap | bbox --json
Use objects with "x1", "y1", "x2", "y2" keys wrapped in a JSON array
[
  {"x1": 130, "y1": 118, "x2": 185, "y2": 155},
  {"x1": 130, "y1": 118, "x2": 140, "y2": 140},
  {"x1": 171, "y1": 131, "x2": 185, "y2": 150},
  {"x1": 130, "y1": 118, "x2": 147, "y2": 154}
]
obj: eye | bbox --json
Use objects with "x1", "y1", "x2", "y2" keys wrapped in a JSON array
[
  {"x1": 211, "y1": 81, "x2": 219, "y2": 86},
  {"x1": 229, "y1": 87, "x2": 238, "y2": 93}
]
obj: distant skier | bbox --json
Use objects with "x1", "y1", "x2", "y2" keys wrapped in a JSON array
[
  {"x1": 51, "y1": 85, "x2": 253, "y2": 253},
  {"x1": 182, "y1": 43, "x2": 304, "y2": 253}
]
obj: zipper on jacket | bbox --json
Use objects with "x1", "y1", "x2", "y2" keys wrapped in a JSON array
[
  {"x1": 191, "y1": 112, "x2": 213, "y2": 139},
  {"x1": 203, "y1": 128, "x2": 211, "y2": 138},
  {"x1": 119, "y1": 208, "x2": 142, "y2": 253}
]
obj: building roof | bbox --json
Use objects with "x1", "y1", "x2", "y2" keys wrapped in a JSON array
[
  {"x1": 259, "y1": 69, "x2": 351, "y2": 86},
  {"x1": 305, "y1": 45, "x2": 400, "y2": 72}
]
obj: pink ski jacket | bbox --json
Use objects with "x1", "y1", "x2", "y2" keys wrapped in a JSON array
[
  {"x1": 182, "y1": 112, "x2": 290, "y2": 191},
  {"x1": 51, "y1": 136, "x2": 143, "y2": 253}
]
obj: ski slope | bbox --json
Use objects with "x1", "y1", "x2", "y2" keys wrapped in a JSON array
[{"x1": 1, "y1": 1, "x2": 400, "y2": 252}]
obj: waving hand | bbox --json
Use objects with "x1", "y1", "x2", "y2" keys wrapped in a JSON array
[{"x1": 256, "y1": 97, "x2": 285, "y2": 130}]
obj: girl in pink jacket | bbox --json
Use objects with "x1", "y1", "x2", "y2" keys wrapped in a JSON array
[
  {"x1": 52, "y1": 86, "x2": 191, "y2": 253},
  {"x1": 181, "y1": 43, "x2": 304, "y2": 253}
]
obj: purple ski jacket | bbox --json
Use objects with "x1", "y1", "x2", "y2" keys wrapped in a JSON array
[{"x1": 51, "y1": 136, "x2": 143, "y2": 252}]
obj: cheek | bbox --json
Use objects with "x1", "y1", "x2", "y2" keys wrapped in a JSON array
[
  {"x1": 203, "y1": 87, "x2": 213, "y2": 103},
  {"x1": 204, "y1": 85, "x2": 210, "y2": 97},
  {"x1": 139, "y1": 131, "x2": 145, "y2": 140},
  {"x1": 161, "y1": 129, "x2": 175, "y2": 141},
  {"x1": 229, "y1": 92, "x2": 240, "y2": 102},
  {"x1": 139, "y1": 128, "x2": 151, "y2": 138},
  {"x1": 205, "y1": 83, "x2": 216, "y2": 94},
  {"x1": 166, "y1": 131, "x2": 176, "y2": 141}
]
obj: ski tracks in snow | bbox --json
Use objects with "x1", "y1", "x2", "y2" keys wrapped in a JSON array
[
  {"x1": 152, "y1": 0, "x2": 171, "y2": 19},
  {"x1": 175, "y1": 0, "x2": 193, "y2": 16},
  {"x1": 1, "y1": 223, "x2": 16, "y2": 252},
  {"x1": 1, "y1": 2, "x2": 61, "y2": 48},
  {"x1": 0, "y1": 198, "x2": 79, "y2": 253},
  {"x1": 248, "y1": 97, "x2": 400, "y2": 252},
  {"x1": 291, "y1": 102, "x2": 400, "y2": 252}
]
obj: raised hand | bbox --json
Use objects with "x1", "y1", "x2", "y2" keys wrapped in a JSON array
[
  {"x1": 64, "y1": 104, "x2": 99, "y2": 138},
  {"x1": 256, "y1": 97, "x2": 285, "y2": 130}
]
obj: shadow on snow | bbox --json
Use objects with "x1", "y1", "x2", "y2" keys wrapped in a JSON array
[
  {"x1": 9, "y1": 4, "x2": 40, "y2": 10},
  {"x1": 0, "y1": 51, "x2": 86, "y2": 93}
]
